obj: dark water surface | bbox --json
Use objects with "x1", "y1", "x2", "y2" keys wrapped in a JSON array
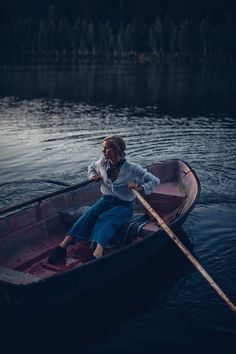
[{"x1": 0, "y1": 64, "x2": 236, "y2": 353}]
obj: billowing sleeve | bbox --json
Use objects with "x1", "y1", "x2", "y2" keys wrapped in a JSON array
[
  {"x1": 87, "y1": 158, "x2": 102, "y2": 180},
  {"x1": 132, "y1": 163, "x2": 160, "y2": 195}
]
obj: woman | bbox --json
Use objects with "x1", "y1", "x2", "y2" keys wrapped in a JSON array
[{"x1": 48, "y1": 135, "x2": 160, "y2": 263}]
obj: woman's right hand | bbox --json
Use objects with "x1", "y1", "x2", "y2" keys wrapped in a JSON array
[
  {"x1": 91, "y1": 175, "x2": 102, "y2": 182},
  {"x1": 128, "y1": 182, "x2": 144, "y2": 192}
]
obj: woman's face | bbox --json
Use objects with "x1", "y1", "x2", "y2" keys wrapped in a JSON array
[{"x1": 103, "y1": 140, "x2": 116, "y2": 160}]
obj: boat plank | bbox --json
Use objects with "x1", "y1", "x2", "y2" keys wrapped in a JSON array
[
  {"x1": 155, "y1": 182, "x2": 184, "y2": 197},
  {"x1": 0, "y1": 266, "x2": 40, "y2": 285}
]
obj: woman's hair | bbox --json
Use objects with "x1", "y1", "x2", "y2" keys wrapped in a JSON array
[{"x1": 103, "y1": 135, "x2": 126, "y2": 158}]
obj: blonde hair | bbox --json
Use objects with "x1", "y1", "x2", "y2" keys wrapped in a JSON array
[{"x1": 103, "y1": 135, "x2": 126, "y2": 158}]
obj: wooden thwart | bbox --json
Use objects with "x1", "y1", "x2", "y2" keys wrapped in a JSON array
[{"x1": 132, "y1": 189, "x2": 236, "y2": 315}]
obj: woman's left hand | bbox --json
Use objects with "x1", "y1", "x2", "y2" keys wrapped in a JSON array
[{"x1": 128, "y1": 182, "x2": 144, "y2": 192}]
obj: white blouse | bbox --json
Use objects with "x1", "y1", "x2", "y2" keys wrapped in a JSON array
[{"x1": 88, "y1": 156, "x2": 160, "y2": 201}]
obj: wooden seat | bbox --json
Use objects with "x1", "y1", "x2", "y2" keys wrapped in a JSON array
[
  {"x1": 145, "y1": 182, "x2": 185, "y2": 213},
  {"x1": 140, "y1": 222, "x2": 159, "y2": 237}
]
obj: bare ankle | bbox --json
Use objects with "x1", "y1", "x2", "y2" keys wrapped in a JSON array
[
  {"x1": 93, "y1": 244, "x2": 103, "y2": 258},
  {"x1": 60, "y1": 235, "x2": 73, "y2": 248}
]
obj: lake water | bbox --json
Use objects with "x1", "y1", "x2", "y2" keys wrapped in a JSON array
[{"x1": 0, "y1": 64, "x2": 236, "y2": 353}]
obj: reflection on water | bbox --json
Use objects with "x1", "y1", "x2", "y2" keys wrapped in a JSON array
[
  {"x1": 0, "y1": 64, "x2": 236, "y2": 114},
  {"x1": 0, "y1": 64, "x2": 236, "y2": 354}
]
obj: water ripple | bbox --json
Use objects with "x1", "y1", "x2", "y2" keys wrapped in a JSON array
[
  {"x1": 1, "y1": 94, "x2": 236, "y2": 353},
  {"x1": 1, "y1": 98, "x2": 236, "y2": 207}
]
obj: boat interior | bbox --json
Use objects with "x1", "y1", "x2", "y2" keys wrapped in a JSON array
[{"x1": 0, "y1": 160, "x2": 199, "y2": 280}]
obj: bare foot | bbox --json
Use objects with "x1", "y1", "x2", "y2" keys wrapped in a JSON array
[{"x1": 93, "y1": 243, "x2": 103, "y2": 258}]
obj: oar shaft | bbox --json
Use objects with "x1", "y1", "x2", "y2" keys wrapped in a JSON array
[
  {"x1": 0, "y1": 179, "x2": 93, "y2": 216},
  {"x1": 132, "y1": 189, "x2": 236, "y2": 314}
]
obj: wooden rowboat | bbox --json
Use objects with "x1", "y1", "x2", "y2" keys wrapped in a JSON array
[{"x1": 0, "y1": 159, "x2": 200, "y2": 314}]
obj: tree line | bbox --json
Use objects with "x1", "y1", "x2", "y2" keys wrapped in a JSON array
[{"x1": 0, "y1": 6, "x2": 235, "y2": 64}]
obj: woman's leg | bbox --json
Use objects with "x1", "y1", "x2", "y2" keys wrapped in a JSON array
[
  {"x1": 91, "y1": 204, "x2": 133, "y2": 257},
  {"x1": 67, "y1": 197, "x2": 109, "y2": 241},
  {"x1": 48, "y1": 197, "x2": 109, "y2": 263}
]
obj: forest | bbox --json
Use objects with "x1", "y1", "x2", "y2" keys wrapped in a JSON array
[{"x1": 0, "y1": 0, "x2": 235, "y2": 64}]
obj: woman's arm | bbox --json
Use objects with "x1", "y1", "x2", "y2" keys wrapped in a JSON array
[
  {"x1": 87, "y1": 160, "x2": 102, "y2": 181},
  {"x1": 141, "y1": 170, "x2": 160, "y2": 194},
  {"x1": 128, "y1": 163, "x2": 160, "y2": 194}
]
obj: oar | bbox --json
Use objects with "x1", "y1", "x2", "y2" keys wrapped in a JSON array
[
  {"x1": 0, "y1": 179, "x2": 93, "y2": 216},
  {"x1": 132, "y1": 188, "x2": 236, "y2": 315}
]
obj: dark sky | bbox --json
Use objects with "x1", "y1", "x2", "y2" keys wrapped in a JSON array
[{"x1": 0, "y1": 0, "x2": 235, "y2": 23}]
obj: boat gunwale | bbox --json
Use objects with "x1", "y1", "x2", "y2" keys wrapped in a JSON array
[
  {"x1": 0, "y1": 179, "x2": 93, "y2": 217},
  {"x1": 0, "y1": 159, "x2": 200, "y2": 218}
]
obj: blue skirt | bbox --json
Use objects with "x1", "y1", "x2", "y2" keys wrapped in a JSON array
[{"x1": 67, "y1": 195, "x2": 133, "y2": 247}]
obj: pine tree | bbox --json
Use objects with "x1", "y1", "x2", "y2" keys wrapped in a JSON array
[{"x1": 148, "y1": 17, "x2": 163, "y2": 54}]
